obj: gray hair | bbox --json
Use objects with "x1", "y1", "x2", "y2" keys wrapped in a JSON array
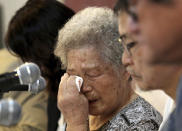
[{"x1": 55, "y1": 7, "x2": 123, "y2": 69}]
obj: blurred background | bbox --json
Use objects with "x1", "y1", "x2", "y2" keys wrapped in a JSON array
[
  {"x1": 0, "y1": 0, "x2": 27, "y2": 49},
  {"x1": 0, "y1": 0, "x2": 116, "y2": 49}
]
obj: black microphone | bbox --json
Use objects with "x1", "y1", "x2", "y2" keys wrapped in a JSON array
[
  {"x1": 0, "y1": 63, "x2": 41, "y2": 93},
  {"x1": 0, "y1": 99, "x2": 21, "y2": 126},
  {"x1": 0, "y1": 76, "x2": 46, "y2": 94}
]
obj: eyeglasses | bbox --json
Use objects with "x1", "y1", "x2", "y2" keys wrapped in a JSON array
[{"x1": 118, "y1": 34, "x2": 136, "y2": 56}]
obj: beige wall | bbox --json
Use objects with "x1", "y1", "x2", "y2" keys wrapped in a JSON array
[
  {"x1": 59, "y1": 0, "x2": 65, "y2": 3},
  {"x1": 135, "y1": 85, "x2": 175, "y2": 116},
  {"x1": 0, "y1": 49, "x2": 22, "y2": 73},
  {"x1": 0, "y1": 0, "x2": 64, "y2": 48},
  {"x1": 0, "y1": 0, "x2": 27, "y2": 47}
]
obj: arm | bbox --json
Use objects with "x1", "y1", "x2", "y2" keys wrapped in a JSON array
[{"x1": 129, "y1": 119, "x2": 160, "y2": 131}]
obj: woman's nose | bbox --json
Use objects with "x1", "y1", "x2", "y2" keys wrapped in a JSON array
[{"x1": 81, "y1": 80, "x2": 92, "y2": 93}]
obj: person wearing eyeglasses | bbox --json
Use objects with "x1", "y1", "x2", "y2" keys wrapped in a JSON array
[{"x1": 114, "y1": 1, "x2": 182, "y2": 131}]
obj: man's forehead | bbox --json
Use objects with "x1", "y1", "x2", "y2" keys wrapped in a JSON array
[{"x1": 118, "y1": 13, "x2": 128, "y2": 34}]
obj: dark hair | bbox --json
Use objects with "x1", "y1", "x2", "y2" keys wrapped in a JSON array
[
  {"x1": 114, "y1": 0, "x2": 172, "y2": 14},
  {"x1": 114, "y1": 0, "x2": 128, "y2": 14},
  {"x1": 5, "y1": 0, "x2": 75, "y2": 95}
]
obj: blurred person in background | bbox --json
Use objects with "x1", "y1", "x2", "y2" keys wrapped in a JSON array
[
  {"x1": 118, "y1": 31, "x2": 181, "y2": 129},
  {"x1": 4, "y1": 0, "x2": 74, "y2": 130},
  {"x1": 117, "y1": 18, "x2": 181, "y2": 101},
  {"x1": 114, "y1": 0, "x2": 182, "y2": 131}
]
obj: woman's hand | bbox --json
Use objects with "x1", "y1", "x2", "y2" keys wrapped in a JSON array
[{"x1": 57, "y1": 73, "x2": 89, "y2": 129}]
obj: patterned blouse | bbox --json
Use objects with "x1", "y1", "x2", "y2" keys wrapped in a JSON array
[{"x1": 99, "y1": 97, "x2": 162, "y2": 131}]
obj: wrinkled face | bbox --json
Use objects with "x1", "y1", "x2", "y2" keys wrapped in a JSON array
[
  {"x1": 66, "y1": 46, "x2": 129, "y2": 116},
  {"x1": 123, "y1": 0, "x2": 182, "y2": 65}
]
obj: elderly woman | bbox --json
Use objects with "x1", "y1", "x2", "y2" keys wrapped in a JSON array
[{"x1": 54, "y1": 7, "x2": 162, "y2": 131}]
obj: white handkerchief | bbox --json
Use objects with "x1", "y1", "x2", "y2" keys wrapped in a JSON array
[{"x1": 75, "y1": 76, "x2": 83, "y2": 92}]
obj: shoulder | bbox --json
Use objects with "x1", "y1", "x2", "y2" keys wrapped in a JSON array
[
  {"x1": 101, "y1": 97, "x2": 162, "y2": 131},
  {"x1": 123, "y1": 97, "x2": 162, "y2": 125}
]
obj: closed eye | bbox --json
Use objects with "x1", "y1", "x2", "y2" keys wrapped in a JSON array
[{"x1": 86, "y1": 73, "x2": 101, "y2": 78}]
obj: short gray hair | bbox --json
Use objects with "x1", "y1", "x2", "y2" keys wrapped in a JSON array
[{"x1": 55, "y1": 7, "x2": 123, "y2": 69}]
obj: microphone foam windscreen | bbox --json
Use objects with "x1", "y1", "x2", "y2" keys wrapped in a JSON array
[
  {"x1": 29, "y1": 76, "x2": 46, "y2": 93},
  {"x1": 0, "y1": 99, "x2": 21, "y2": 126},
  {"x1": 17, "y1": 62, "x2": 41, "y2": 84}
]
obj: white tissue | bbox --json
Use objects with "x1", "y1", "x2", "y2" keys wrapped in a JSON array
[{"x1": 75, "y1": 76, "x2": 83, "y2": 92}]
